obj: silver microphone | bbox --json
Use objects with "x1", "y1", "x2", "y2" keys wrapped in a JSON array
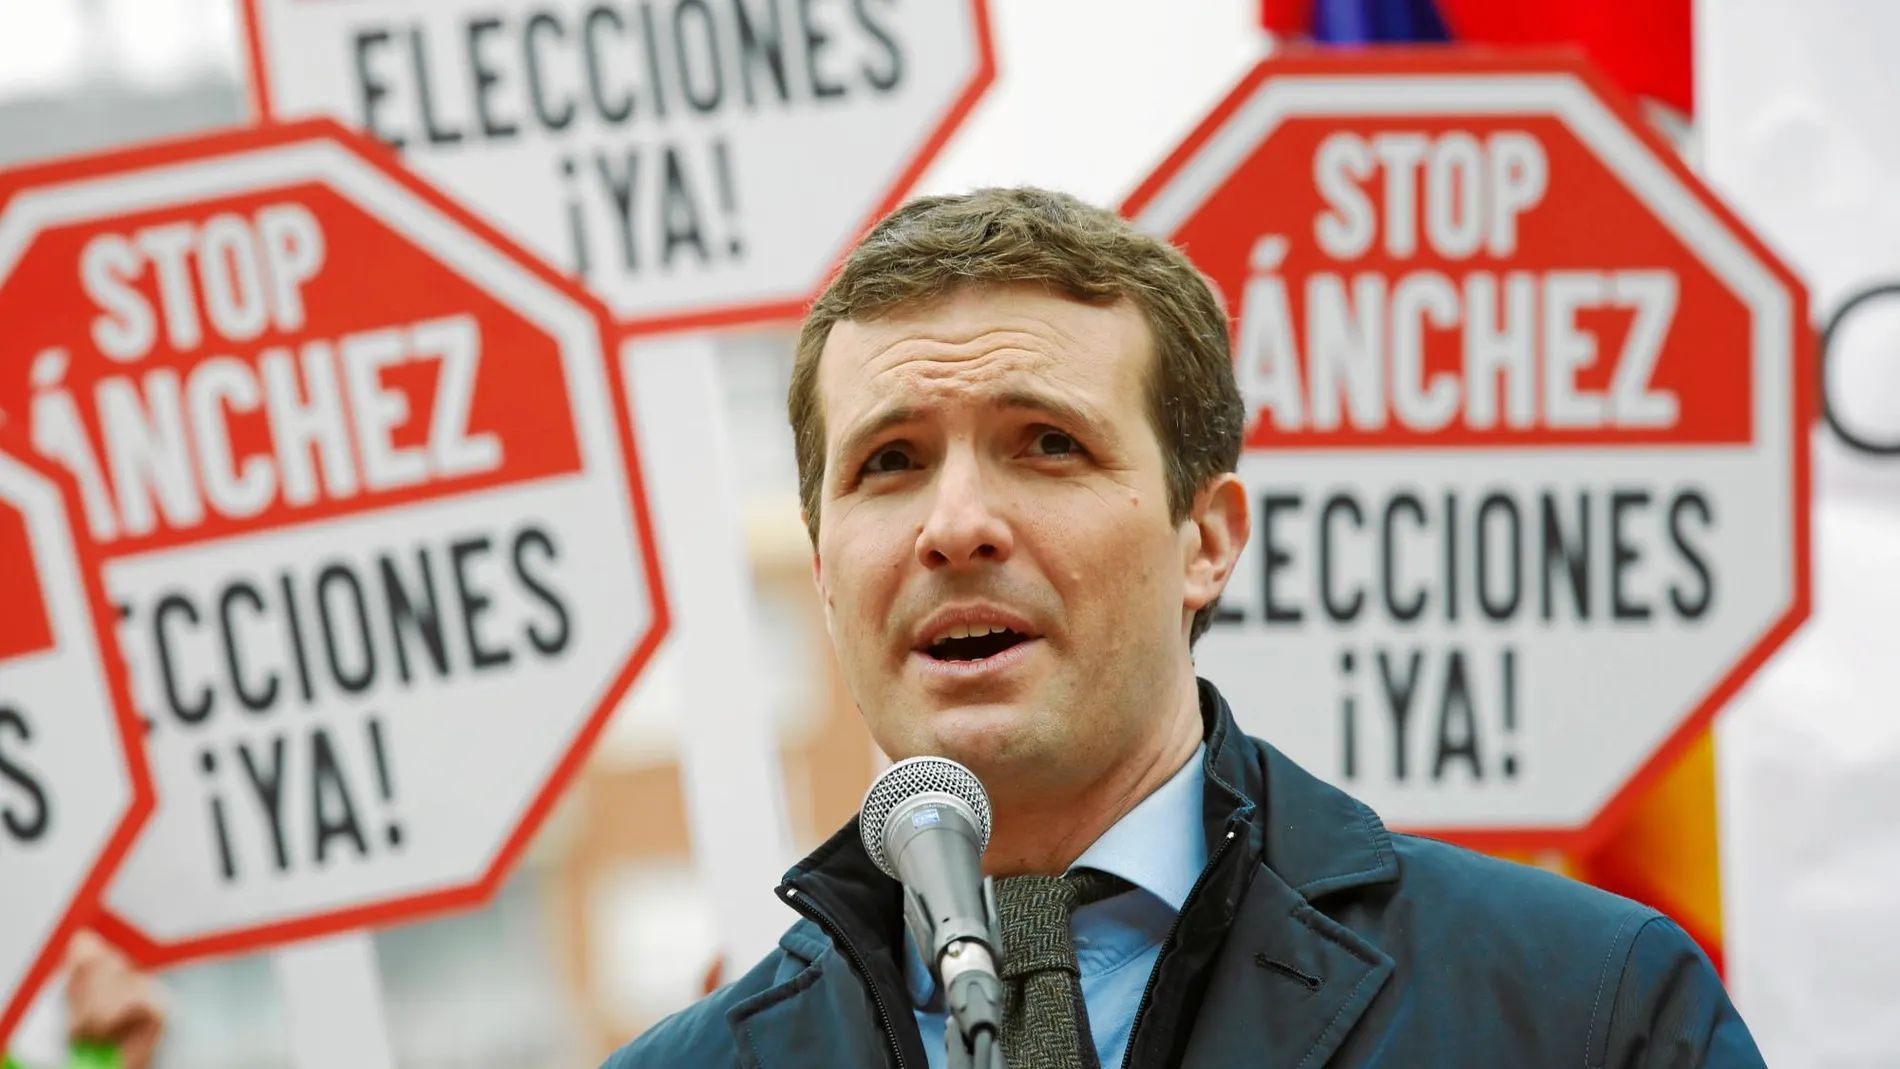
[{"x1": 860, "y1": 756, "x2": 1004, "y2": 1061}]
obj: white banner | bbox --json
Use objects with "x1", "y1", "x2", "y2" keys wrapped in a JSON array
[{"x1": 1700, "y1": 0, "x2": 1900, "y2": 1060}]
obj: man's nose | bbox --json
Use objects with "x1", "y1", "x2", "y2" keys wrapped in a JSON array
[{"x1": 915, "y1": 452, "x2": 1012, "y2": 568}]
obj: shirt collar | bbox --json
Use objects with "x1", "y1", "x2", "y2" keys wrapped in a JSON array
[{"x1": 1067, "y1": 743, "x2": 1207, "y2": 911}]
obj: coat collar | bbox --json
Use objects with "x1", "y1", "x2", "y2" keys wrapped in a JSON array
[
  {"x1": 754, "y1": 680, "x2": 1400, "y2": 1069},
  {"x1": 1123, "y1": 680, "x2": 1397, "y2": 1068},
  {"x1": 771, "y1": 819, "x2": 927, "y2": 1069},
  {"x1": 1257, "y1": 743, "x2": 1399, "y2": 898},
  {"x1": 1195, "y1": 677, "x2": 1398, "y2": 900}
]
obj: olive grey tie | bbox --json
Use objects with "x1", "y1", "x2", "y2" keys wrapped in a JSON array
[{"x1": 994, "y1": 868, "x2": 1134, "y2": 1069}]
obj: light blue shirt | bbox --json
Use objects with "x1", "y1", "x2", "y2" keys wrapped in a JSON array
[{"x1": 906, "y1": 745, "x2": 1208, "y2": 1069}]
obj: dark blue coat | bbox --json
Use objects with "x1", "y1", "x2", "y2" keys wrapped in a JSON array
[{"x1": 603, "y1": 681, "x2": 1764, "y2": 1068}]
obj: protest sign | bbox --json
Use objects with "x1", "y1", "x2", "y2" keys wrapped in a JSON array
[
  {"x1": 240, "y1": 0, "x2": 996, "y2": 330},
  {"x1": 1126, "y1": 51, "x2": 1811, "y2": 849},
  {"x1": 0, "y1": 429, "x2": 150, "y2": 1046},
  {"x1": 0, "y1": 119, "x2": 668, "y2": 962}
]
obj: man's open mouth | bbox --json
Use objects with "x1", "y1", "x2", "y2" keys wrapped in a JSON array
[{"x1": 924, "y1": 626, "x2": 1030, "y2": 662}]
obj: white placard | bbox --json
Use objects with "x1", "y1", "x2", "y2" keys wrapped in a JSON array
[
  {"x1": 0, "y1": 441, "x2": 148, "y2": 1048},
  {"x1": 241, "y1": 0, "x2": 994, "y2": 329},
  {"x1": 1125, "y1": 54, "x2": 1808, "y2": 847},
  {"x1": 0, "y1": 124, "x2": 666, "y2": 963}
]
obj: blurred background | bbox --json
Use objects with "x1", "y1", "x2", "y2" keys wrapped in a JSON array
[
  {"x1": 2, "y1": 0, "x2": 1896, "y2": 1066},
  {"x1": 0, "y1": 3, "x2": 1264, "y2": 1066}
]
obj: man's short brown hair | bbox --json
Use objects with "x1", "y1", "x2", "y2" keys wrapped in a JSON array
[{"x1": 788, "y1": 186, "x2": 1245, "y2": 642}]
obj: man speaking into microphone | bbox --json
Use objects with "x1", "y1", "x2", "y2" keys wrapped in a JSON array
[{"x1": 602, "y1": 188, "x2": 1764, "y2": 1068}]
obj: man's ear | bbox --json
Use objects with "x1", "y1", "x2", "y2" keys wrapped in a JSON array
[{"x1": 1183, "y1": 473, "x2": 1250, "y2": 614}]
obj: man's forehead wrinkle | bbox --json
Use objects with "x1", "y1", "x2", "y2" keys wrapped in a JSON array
[
  {"x1": 873, "y1": 351, "x2": 1056, "y2": 401},
  {"x1": 863, "y1": 326, "x2": 1064, "y2": 381},
  {"x1": 820, "y1": 294, "x2": 1147, "y2": 465},
  {"x1": 873, "y1": 358, "x2": 1104, "y2": 428}
]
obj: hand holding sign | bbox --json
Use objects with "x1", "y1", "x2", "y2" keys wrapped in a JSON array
[{"x1": 61, "y1": 931, "x2": 162, "y2": 1069}]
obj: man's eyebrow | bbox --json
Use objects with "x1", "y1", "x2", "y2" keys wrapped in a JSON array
[
  {"x1": 833, "y1": 405, "x2": 918, "y2": 469},
  {"x1": 994, "y1": 388, "x2": 1108, "y2": 433},
  {"x1": 832, "y1": 391, "x2": 1111, "y2": 469}
]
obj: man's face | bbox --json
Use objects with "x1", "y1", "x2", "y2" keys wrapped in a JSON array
[{"x1": 811, "y1": 284, "x2": 1224, "y2": 795}]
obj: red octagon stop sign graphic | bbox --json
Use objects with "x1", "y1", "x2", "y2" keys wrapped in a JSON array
[
  {"x1": 0, "y1": 428, "x2": 151, "y2": 1047},
  {"x1": 0, "y1": 120, "x2": 668, "y2": 963},
  {"x1": 1125, "y1": 52, "x2": 1811, "y2": 851}
]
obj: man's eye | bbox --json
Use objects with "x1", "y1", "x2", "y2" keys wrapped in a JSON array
[
  {"x1": 1032, "y1": 430, "x2": 1080, "y2": 456},
  {"x1": 862, "y1": 447, "x2": 914, "y2": 475}
]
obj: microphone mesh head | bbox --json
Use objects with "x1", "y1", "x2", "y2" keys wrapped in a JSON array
[{"x1": 859, "y1": 756, "x2": 992, "y2": 878}]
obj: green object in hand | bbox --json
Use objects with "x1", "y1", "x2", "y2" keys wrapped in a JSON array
[
  {"x1": 2, "y1": 1044, "x2": 120, "y2": 1069},
  {"x1": 66, "y1": 1046, "x2": 121, "y2": 1069}
]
